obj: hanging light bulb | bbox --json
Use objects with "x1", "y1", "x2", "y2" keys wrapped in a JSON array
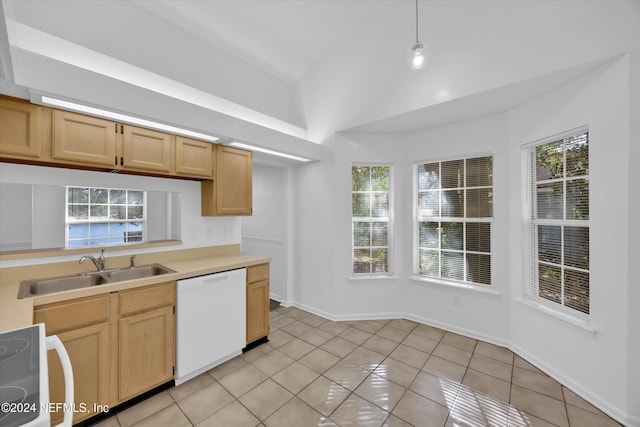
[{"x1": 407, "y1": 0, "x2": 429, "y2": 70}]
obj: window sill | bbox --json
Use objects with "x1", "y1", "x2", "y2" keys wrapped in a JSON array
[
  {"x1": 517, "y1": 298, "x2": 596, "y2": 336},
  {"x1": 409, "y1": 275, "x2": 501, "y2": 296},
  {"x1": 349, "y1": 274, "x2": 398, "y2": 282}
]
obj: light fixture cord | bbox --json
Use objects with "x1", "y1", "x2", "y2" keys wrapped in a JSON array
[{"x1": 415, "y1": 0, "x2": 419, "y2": 43}]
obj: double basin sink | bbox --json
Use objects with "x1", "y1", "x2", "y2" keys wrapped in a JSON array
[{"x1": 18, "y1": 264, "x2": 176, "y2": 299}]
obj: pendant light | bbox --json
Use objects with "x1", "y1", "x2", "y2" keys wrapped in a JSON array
[{"x1": 407, "y1": 0, "x2": 429, "y2": 70}]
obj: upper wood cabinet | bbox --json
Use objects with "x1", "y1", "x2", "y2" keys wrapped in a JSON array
[
  {"x1": 121, "y1": 125, "x2": 173, "y2": 173},
  {"x1": 175, "y1": 136, "x2": 213, "y2": 178},
  {"x1": 52, "y1": 109, "x2": 118, "y2": 167},
  {"x1": 201, "y1": 145, "x2": 253, "y2": 216},
  {"x1": 1, "y1": 97, "x2": 255, "y2": 205},
  {"x1": 52, "y1": 111, "x2": 174, "y2": 173},
  {"x1": 0, "y1": 96, "x2": 44, "y2": 160}
]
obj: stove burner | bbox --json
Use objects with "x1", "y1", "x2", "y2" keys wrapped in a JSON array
[
  {"x1": 0, "y1": 385, "x2": 28, "y2": 423},
  {"x1": 0, "y1": 338, "x2": 30, "y2": 364}
]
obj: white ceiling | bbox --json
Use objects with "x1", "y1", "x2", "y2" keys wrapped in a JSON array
[
  {"x1": 133, "y1": 0, "x2": 384, "y2": 85},
  {"x1": 0, "y1": 0, "x2": 635, "y2": 156}
]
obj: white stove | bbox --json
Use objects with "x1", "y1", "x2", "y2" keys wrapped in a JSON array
[{"x1": 0, "y1": 324, "x2": 74, "y2": 427}]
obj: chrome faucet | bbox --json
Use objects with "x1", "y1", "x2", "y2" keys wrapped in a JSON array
[{"x1": 79, "y1": 248, "x2": 106, "y2": 272}]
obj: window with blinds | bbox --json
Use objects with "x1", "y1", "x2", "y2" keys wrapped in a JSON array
[
  {"x1": 352, "y1": 165, "x2": 391, "y2": 274},
  {"x1": 525, "y1": 129, "x2": 589, "y2": 315},
  {"x1": 416, "y1": 155, "x2": 493, "y2": 285}
]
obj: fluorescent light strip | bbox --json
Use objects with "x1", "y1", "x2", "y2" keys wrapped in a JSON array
[
  {"x1": 229, "y1": 142, "x2": 311, "y2": 162},
  {"x1": 41, "y1": 96, "x2": 219, "y2": 143}
]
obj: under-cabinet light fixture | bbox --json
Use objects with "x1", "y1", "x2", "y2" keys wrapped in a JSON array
[
  {"x1": 229, "y1": 142, "x2": 311, "y2": 162},
  {"x1": 39, "y1": 96, "x2": 220, "y2": 143}
]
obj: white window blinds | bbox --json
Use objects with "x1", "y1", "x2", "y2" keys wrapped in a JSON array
[
  {"x1": 525, "y1": 129, "x2": 590, "y2": 315},
  {"x1": 416, "y1": 155, "x2": 493, "y2": 285}
]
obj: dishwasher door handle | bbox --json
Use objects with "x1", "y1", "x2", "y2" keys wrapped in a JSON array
[{"x1": 202, "y1": 275, "x2": 229, "y2": 284}]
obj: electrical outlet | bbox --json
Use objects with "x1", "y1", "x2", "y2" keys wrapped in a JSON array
[
  {"x1": 206, "y1": 227, "x2": 213, "y2": 239},
  {"x1": 224, "y1": 226, "x2": 232, "y2": 238}
]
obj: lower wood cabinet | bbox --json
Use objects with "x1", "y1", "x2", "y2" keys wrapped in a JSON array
[
  {"x1": 118, "y1": 283, "x2": 175, "y2": 402},
  {"x1": 246, "y1": 263, "x2": 270, "y2": 344},
  {"x1": 34, "y1": 282, "x2": 175, "y2": 425},
  {"x1": 46, "y1": 321, "x2": 110, "y2": 425}
]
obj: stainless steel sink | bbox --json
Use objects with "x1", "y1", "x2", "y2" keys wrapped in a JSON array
[
  {"x1": 102, "y1": 264, "x2": 176, "y2": 282},
  {"x1": 17, "y1": 264, "x2": 176, "y2": 298},
  {"x1": 18, "y1": 273, "x2": 110, "y2": 298}
]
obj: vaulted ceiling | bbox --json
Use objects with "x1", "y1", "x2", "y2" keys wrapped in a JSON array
[{"x1": 0, "y1": 0, "x2": 636, "y2": 161}]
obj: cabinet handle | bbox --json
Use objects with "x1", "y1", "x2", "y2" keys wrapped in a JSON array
[
  {"x1": 115, "y1": 156, "x2": 118, "y2": 165},
  {"x1": 120, "y1": 157, "x2": 123, "y2": 166}
]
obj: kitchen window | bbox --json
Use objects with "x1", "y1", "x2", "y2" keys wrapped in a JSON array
[
  {"x1": 352, "y1": 165, "x2": 391, "y2": 275},
  {"x1": 416, "y1": 155, "x2": 493, "y2": 286},
  {"x1": 525, "y1": 129, "x2": 590, "y2": 315},
  {"x1": 66, "y1": 186, "x2": 145, "y2": 247}
]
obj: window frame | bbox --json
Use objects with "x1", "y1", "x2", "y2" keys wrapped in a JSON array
[
  {"x1": 413, "y1": 152, "x2": 495, "y2": 290},
  {"x1": 65, "y1": 186, "x2": 147, "y2": 248},
  {"x1": 523, "y1": 126, "x2": 590, "y2": 318},
  {"x1": 351, "y1": 163, "x2": 393, "y2": 277}
]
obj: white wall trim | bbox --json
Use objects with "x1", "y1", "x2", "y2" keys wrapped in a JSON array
[{"x1": 509, "y1": 342, "x2": 630, "y2": 425}]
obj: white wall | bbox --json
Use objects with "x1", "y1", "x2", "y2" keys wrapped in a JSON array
[
  {"x1": 508, "y1": 56, "x2": 633, "y2": 424},
  {"x1": 0, "y1": 182, "x2": 31, "y2": 249},
  {"x1": 241, "y1": 163, "x2": 289, "y2": 302},
  {"x1": 0, "y1": 163, "x2": 241, "y2": 268},
  {"x1": 627, "y1": 13, "x2": 640, "y2": 422}
]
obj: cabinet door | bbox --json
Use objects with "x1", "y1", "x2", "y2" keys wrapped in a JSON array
[
  {"x1": 246, "y1": 280, "x2": 270, "y2": 344},
  {"x1": 175, "y1": 136, "x2": 213, "y2": 178},
  {"x1": 121, "y1": 125, "x2": 172, "y2": 173},
  {"x1": 52, "y1": 110, "x2": 117, "y2": 167},
  {"x1": 201, "y1": 145, "x2": 252, "y2": 216},
  {"x1": 47, "y1": 322, "x2": 111, "y2": 425},
  {"x1": 0, "y1": 97, "x2": 42, "y2": 159},
  {"x1": 118, "y1": 305, "x2": 175, "y2": 401}
]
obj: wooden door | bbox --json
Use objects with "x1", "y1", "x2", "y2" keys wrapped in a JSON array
[
  {"x1": 121, "y1": 125, "x2": 172, "y2": 173},
  {"x1": 118, "y1": 305, "x2": 175, "y2": 401},
  {"x1": 47, "y1": 322, "x2": 110, "y2": 425},
  {"x1": 175, "y1": 136, "x2": 213, "y2": 178},
  {"x1": 246, "y1": 280, "x2": 270, "y2": 344},
  {"x1": 52, "y1": 110, "x2": 117, "y2": 167},
  {"x1": 0, "y1": 97, "x2": 42, "y2": 159}
]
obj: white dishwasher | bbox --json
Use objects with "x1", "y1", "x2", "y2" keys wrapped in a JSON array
[{"x1": 175, "y1": 268, "x2": 246, "y2": 385}]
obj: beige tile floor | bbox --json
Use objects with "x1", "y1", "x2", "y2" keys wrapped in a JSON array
[{"x1": 94, "y1": 305, "x2": 621, "y2": 427}]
